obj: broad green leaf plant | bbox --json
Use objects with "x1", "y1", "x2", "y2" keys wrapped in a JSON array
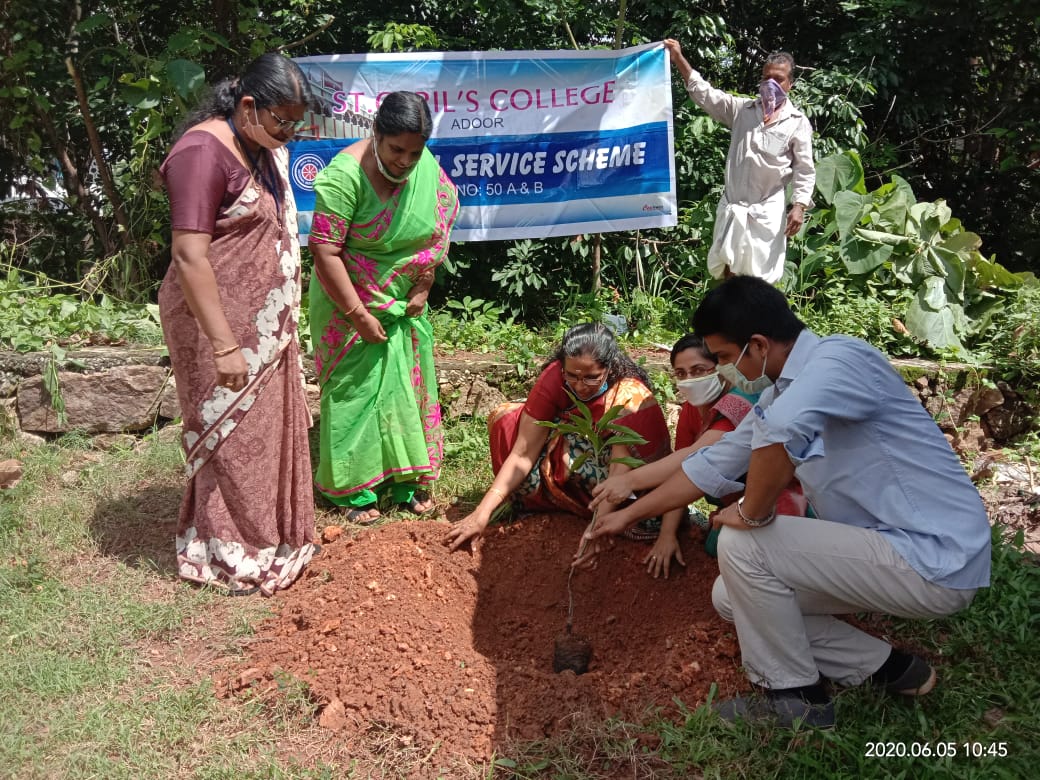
[
  {"x1": 535, "y1": 393, "x2": 648, "y2": 553},
  {"x1": 806, "y1": 151, "x2": 1023, "y2": 354}
]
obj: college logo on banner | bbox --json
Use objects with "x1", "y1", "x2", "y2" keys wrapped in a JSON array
[
  {"x1": 290, "y1": 153, "x2": 326, "y2": 192},
  {"x1": 289, "y1": 43, "x2": 676, "y2": 243}
]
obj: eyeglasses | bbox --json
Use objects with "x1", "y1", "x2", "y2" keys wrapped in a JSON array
[
  {"x1": 563, "y1": 370, "x2": 607, "y2": 388},
  {"x1": 673, "y1": 365, "x2": 716, "y2": 380},
  {"x1": 267, "y1": 107, "x2": 307, "y2": 133}
]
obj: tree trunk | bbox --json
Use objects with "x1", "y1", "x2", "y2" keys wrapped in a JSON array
[
  {"x1": 65, "y1": 0, "x2": 131, "y2": 250},
  {"x1": 592, "y1": 234, "x2": 601, "y2": 292},
  {"x1": 614, "y1": 0, "x2": 627, "y2": 49},
  {"x1": 35, "y1": 105, "x2": 116, "y2": 256}
]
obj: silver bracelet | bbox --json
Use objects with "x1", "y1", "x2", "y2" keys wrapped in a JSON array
[{"x1": 736, "y1": 497, "x2": 776, "y2": 528}]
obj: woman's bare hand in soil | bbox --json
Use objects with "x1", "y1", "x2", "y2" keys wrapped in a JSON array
[
  {"x1": 572, "y1": 535, "x2": 611, "y2": 569},
  {"x1": 444, "y1": 512, "x2": 488, "y2": 552},
  {"x1": 643, "y1": 533, "x2": 685, "y2": 579}
]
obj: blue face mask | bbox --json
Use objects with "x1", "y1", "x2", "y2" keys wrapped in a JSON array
[{"x1": 566, "y1": 379, "x2": 610, "y2": 403}]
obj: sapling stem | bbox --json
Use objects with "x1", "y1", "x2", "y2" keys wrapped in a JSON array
[{"x1": 566, "y1": 510, "x2": 598, "y2": 632}]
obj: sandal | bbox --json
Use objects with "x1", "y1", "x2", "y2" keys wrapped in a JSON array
[
  {"x1": 622, "y1": 517, "x2": 663, "y2": 542},
  {"x1": 226, "y1": 585, "x2": 260, "y2": 597},
  {"x1": 343, "y1": 504, "x2": 381, "y2": 526},
  {"x1": 399, "y1": 490, "x2": 436, "y2": 516}
]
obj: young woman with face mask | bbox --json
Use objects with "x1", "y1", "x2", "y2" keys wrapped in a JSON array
[
  {"x1": 671, "y1": 334, "x2": 757, "y2": 451},
  {"x1": 158, "y1": 53, "x2": 319, "y2": 596},
  {"x1": 445, "y1": 322, "x2": 681, "y2": 555}
]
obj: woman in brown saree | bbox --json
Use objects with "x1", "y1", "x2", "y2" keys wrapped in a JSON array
[{"x1": 158, "y1": 53, "x2": 319, "y2": 596}]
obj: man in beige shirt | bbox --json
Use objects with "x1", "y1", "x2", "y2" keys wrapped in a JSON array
[{"x1": 665, "y1": 39, "x2": 815, "y2": 283}]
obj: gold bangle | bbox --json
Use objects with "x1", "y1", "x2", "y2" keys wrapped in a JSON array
[
  {"x1": 344, "y1": 301, "x2": 363, "y2": 318},
  {"x1": 213, "y1": 344, "x2": 240, "y2": 357},
  {"x1": 487, "y1": 486, "x2": 509, "y2": 501}
]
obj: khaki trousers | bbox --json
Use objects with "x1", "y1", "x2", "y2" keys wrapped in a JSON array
[{"x1": 711, "y1": 516, "x2": 976, "y2": 689}]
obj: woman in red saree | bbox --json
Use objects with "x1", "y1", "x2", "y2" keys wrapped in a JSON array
[
  {"x1": 158, "y1": 53, "x2": 318, "y2": 596},
  {"x1": 445, "y1": 323, "x2": 678, "y2": 552}
]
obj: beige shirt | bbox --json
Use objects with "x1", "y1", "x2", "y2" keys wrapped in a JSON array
[{"x1": 685, "y1": 69, "x2": 815, "y2": 282}]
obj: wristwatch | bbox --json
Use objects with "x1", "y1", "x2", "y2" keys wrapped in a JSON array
[{"x1": 736, "y1": 497, "x2": 776, "y2": 527}]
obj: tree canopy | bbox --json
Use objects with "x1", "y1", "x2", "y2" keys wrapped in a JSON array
[{"x1": 1, "y1": 0, "x2": 1036, "y2": 296}]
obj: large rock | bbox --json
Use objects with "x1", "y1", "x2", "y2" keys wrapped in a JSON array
[
  {"x1": 157, "y1": 377, "x2": 181, "y2": 420},
  {"x1": 925, "y1": 385, "x2": 1006, "y2": 431},
  {"x1": 17, "y1": 365, "x2": 173, "y2": 433},
  {"x1": 447, "y1": 376, "x2": 508, "y2": 420},
  {"x1": 982, "y1": 382, "x2": 1035, "y2": 442}
]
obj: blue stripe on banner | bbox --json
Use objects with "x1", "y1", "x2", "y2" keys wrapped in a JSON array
[
  {"x1": 289, "y1": 123, "x2": 669, "y2": 211},
  {"x1": 432, "y1": 123, "x2": 669, "y2": 205}
]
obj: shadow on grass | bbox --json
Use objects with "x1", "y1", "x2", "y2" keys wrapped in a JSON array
[{"x1": 89, "y1": 484, "x2": 182, "y2": 577}]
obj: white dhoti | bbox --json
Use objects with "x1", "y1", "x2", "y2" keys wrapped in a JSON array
[{"x1": 708, "y1": 190, "x2": 787, "y2": 283}]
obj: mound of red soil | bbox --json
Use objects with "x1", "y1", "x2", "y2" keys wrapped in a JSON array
[{"x1": 234, "y1": 515, "x2": 746, "y2": 760}]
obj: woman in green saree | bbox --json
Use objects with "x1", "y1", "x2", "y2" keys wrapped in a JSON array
[{"x1": 308, "y1": 91, "x2": 459, "y2": 524}]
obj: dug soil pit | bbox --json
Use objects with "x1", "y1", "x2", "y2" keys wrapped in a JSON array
[{"x1": 232, "y1": 514, "x2": 745, "y2": 760}]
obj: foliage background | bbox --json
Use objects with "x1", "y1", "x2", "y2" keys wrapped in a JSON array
[{"x1": 1, "y1": 0, "x2": 1037, "y2": 364}]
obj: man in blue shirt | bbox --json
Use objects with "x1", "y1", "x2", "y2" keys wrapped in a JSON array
[{"x1": 585, "y1": 275, "x2": 991, "y2": 728}]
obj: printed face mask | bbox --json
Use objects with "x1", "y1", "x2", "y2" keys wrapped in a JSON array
[
  {"x1": 759, "y1": 78, "x2": 787, "y2": 121},
  {"x1": 716, "y1": 342, "x2": 773, "y2": 395},
  {"x1": 676, "y1": 372, "x2": 724, "y2": 406},
  {"x1": 242, "y1": 105, "x2": 290, "y2": 150}
]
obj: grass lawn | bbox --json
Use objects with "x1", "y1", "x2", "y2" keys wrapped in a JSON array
[{"x1": 1, "y1": 421, "x2": 1038, "y2": 779}]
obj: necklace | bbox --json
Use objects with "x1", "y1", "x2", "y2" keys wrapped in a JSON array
[
  {"x1": 371, "y1": 139, "x2": 410, "y2": 185},
  {"x1": 226, "y1": 118, "x2": 282, "y2": 217}
]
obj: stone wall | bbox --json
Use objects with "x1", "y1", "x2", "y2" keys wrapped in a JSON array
[
  {"x1": 0, "y1": 346, "x2": 529, "y2": 441},
  {"x1": 0, "y1": 346, "x2": 1034, "y2": 449}
]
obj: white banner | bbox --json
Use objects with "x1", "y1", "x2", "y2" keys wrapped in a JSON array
[{"x1": 289, "y1": 43, "x2": 676, "y2": 242}]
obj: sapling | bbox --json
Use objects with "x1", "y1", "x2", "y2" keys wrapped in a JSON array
[{"x1": 537, "y1": 391, "x2": 647, "y2": 673}]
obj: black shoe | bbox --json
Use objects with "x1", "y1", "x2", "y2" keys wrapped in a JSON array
[
  {"x1": 877, "y1": 653, "x2": 936, "y2": 696},
  {"x1": 715, "y1": 691, "x2": 835, "y2": 729}
]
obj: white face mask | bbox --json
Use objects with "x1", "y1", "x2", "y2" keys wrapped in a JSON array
[
  {"x1": 716, "y1": 342, "x2": 773, "y2": 395},
  {"x1": 676, "y1": 373, "x2": 724, "y2": 406},
  {"x1": 242, "y1": 105, "x2": 290, "y2": 150},
  {"x1": 372, "y1": 137, "x2": 412, "y2": 183}
]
